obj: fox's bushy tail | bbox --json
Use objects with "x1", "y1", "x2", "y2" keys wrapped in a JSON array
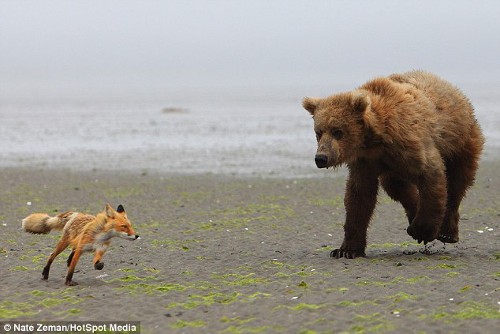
[{"x1": 22, "y1": 212, "x2": 75, "y2": 234}]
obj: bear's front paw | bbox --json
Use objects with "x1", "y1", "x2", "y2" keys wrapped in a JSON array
[
  {"x1": 330, "y1": 248, "x2": 366, "y2": 259},
  {"x1": 407, "y1": 223, "x2": 437, "y2": 244},
  {"x1": 94, "y1": 261, "x2": 104, "y2": 270}
]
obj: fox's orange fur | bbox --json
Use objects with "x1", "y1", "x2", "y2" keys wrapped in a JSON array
[{"x1": 22, "y1": 204, "x2": 139, "y2": 286}]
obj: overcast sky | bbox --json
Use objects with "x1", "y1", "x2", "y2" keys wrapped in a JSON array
[{"x1": 1, "y1": 0, "x2": 499, "y2": 100}]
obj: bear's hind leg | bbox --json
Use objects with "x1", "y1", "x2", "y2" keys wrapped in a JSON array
[
  {"x1": 407, "y1": 156, "x2": 447, "y2": 244},
  {"x1": 380, "y1": 174, "x2": 419, "y2": 225},
  {"x1": 439, "y1": 147, "x2": 481, "y2": 243}
]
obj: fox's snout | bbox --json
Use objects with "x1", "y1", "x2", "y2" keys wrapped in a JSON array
[{"x1": 115, "y1": 230, "x2": 140, "y2": 241}]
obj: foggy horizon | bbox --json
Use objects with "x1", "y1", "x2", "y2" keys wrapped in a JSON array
[{"x1": 1, "y1": 0, "x2": 500, "y2": 101}]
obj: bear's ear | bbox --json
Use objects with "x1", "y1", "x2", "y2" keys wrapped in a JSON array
[
  {"x1": 302, "y1": 97, "x2": 320, "y2": 115},
  {"x1": 351, "y1": 92, "x2": 370, "y2": 114}
]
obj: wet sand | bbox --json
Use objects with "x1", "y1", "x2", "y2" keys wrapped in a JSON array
[{"x1": 0, "y1": 160, "x2": 499, "y2": 333}]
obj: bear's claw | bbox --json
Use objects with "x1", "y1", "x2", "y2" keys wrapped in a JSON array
[
  {"x1": 407, "y1": 224, "x2": 436, "y2": 244},
  {"x1": 330, "y1": 249, "x2": 366, "y2": 259},
  {"x1": 437, "y1": 234, "x2": 459, "y2": 244}
]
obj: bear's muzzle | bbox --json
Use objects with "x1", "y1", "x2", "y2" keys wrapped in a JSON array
[{"x1": 315, "y1": 154, "x2": 329, "y2": 168}]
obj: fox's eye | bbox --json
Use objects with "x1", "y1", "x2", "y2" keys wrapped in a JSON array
[
  {"x1": 332, "y1": 129, "x2": 343, "y2": 140},
  {"x1": 315, "y1": 131, "x2": 322, "y2": 141}
]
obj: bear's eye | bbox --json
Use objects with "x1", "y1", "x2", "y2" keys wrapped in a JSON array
[
  {"x1": 332, "y1": 129, "x2": 343, "y2": 140},
  {"x1": 315, "y1": 131, "x2": 322, "y2": 141}
]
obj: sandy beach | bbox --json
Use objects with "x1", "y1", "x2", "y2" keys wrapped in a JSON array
[
  {"x1": 3, "y1": 1, "x2": 500, "y2": 332},
  {"x1": 0, "y1": 159, "x2": 498, "y2": 333}
]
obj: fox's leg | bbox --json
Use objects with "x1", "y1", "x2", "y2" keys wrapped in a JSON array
[
  {"x1": 66, "y1": 250, "x2": 75, "y2": 267},
  {"x1": 65, "y1": 247, "x2": 83, "y2": 286},
  {"x1": 93, "y1": 243, "x2": 109, "y2": 270},
  {"x1": 42, "y1": 236, "x2": 70, "y2": 280},
  {"x1": 93, "y1": 249, "x2": 107, "y2": 270}
]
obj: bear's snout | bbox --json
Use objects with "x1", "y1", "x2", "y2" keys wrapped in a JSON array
[{"x1": 315, "y1": 154, "x2": 329, "y2": 168}]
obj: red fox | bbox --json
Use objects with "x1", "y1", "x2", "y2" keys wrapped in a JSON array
[{"x1": 22, "y1": 204, "x2": 139, "y2": 286}]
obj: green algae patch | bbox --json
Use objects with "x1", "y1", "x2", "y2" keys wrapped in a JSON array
[
  {"x1": 118, "y1": 282, "x2": 190, "y2": 295},
  {"x1": 0, "y1": 300, "x2": 39, "y2": 319},
  {"x1": 211, "y1": 273, "x2": 268, "y2": 286},
  {"x1": 349, "y1": 321, "x2": 396, "y2": 334},
  {"x1": 30, "y1": 290, "x2": 46, "y2": 297},
  {"x1": 298, "y1": 281, "x2": 308, "y2": 288},
  {"x1": 52, "y1": 308, "x2": 82, "y2": 318},
  {"x1": 10, "y1": 265, "x2": 32, "y2": 271},
  {"x1": 287, "y1": 303, "x2": 324, "y2": 311},
  {"x1": 167, "y1": 292, "x2": 242, "y2": 310},
  {"x1": 338, "y1": 300, "x2": 378, "y2": 307},
  {"x1": 458, "y1": 285, "x2": 473, "y2": 293},
  {"x1": 151, "y1": 238, "x2": 204, "y2": 250},
  {"x1": 166, "y1": 292, "x2": 270, "y2": 310},
  {"x1": 30, "y1": 254, "x2": 47, "y2": 264},
  {"x1": 1, "y1": 288, "x2": 87, "y2": 319},
  {"x1": 222, "y1": 325, "x2": 280, "y2": 333},
  {"x1": 194, "y1": 202, "x2": 295, "y2": 232},
  {"x1": 446, "y1": 271, "x2": 460, "y2": 278},
  {"x1": 39, "y1": 298, "x2": 68, "y2": 308},
  {"x1": 221, "y1": 316, "x2": 256, "y2": 325},
  {"x1": 116, "y1": 275, "x2": 145, "y2": 282},
  {"x1": 170, "y1": 319, "x2": 206, "y2": 329},
  {"x1": 108, "y1": 274, "x2": 157, "y2": 283},
  {"x1": 368, "y1": 241, "x2": 417, "y2": 249},
  {"x1": 38, "y1": 295, "x2": 83, "y2": 309},
  {"x1": 355, "y1": 275, "x2": 432, "y2": 287},
  {"x1": 351, "y1": 311, "x2": 397, "y2": 332},
  {"x1": 427, "y1": 263, "x2": 458, "y2": 270},
  {"x1": 385, "y1": 292, "x2": 419, "y2": 304},
  {"x1": 423, "y1": 301, "x2": 500, "y2": 321}
]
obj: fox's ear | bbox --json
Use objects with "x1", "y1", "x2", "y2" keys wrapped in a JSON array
[
  {"x1": 105, "y1": 204, "x2": 115, "y2": 218},
  {"x1": 303, "y1": 97, "x2": 320, "y2": 115},
  {"x1": 116, "y1": 204, "x2": 125, "y2": 213}
]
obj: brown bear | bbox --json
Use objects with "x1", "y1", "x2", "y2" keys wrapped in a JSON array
[{"x1": 303, "y1": 70, "x2": 484, "y2": 259}]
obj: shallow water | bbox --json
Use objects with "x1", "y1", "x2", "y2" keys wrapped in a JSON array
[{"x1": 0, "y1": 85, "x2": 499, "y2": 177}]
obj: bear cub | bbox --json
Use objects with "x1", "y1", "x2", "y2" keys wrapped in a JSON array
[{"x1": 303, "y1": 70, "x2": 484, "y2": 258}]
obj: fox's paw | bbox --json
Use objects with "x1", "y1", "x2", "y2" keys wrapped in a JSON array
[
  {"x1": 94, "y1": 261, "x2": 104, "y2": 270},
  {"x1": 65, "y1": 280, "x2": 78, "y2": 286},
  {"x1": 42, "y1": 266, "x2": 50, "y2": 280},
  {"x1": 330, "y1": 248, "x2": 366, "y2": 259}
]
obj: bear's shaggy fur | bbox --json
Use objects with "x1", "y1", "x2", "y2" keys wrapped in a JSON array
[{"x1": 303, "y1": 71, "x2": 484, "y2": 258}]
